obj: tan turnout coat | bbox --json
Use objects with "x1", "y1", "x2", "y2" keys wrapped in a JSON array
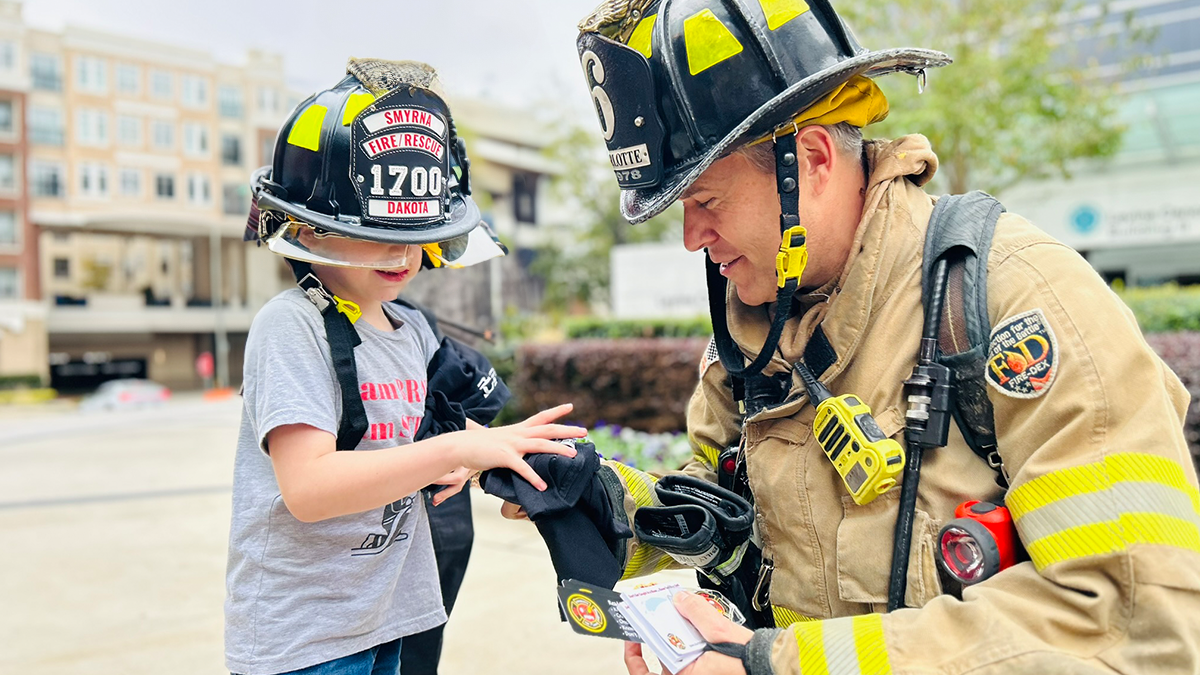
[{"x1": 604, "y1": 135, "x2": 1200, "y2": 673}]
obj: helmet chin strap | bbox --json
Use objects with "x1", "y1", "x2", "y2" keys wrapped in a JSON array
[{"x1": 707, "y1": 131, "x2": 809, "y2": 380}]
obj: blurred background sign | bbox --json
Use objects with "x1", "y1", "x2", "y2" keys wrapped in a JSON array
[{"x1": 610, "y1": 243, "x2": 707, "y2": 319}]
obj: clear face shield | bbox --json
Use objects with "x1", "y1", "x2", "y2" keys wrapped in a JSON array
[
  {"x1": 266, "y1": 218, "x2": 416, "y2": 269},
  {"x1": 421, "y1": 221, "x2": 508, "y2": 269}
]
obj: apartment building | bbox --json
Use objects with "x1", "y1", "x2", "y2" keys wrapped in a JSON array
[{"x1": 17, "y1": 16, "x2": 295, "y2": 390}]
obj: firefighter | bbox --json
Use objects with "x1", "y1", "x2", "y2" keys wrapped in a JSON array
[{"x1": 566, "y1": 0, "x2": 1200, "y2": 673}]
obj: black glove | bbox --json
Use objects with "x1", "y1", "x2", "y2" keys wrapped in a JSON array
[{"x1": 633, "y1": 475, "x2": 753, "y2": 577}]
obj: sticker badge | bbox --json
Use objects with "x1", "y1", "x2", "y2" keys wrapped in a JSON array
[
  {"x1": 986, "y1": 309, "x2": 1058, "y2": 398},
  {"x1": 566, "y1": 593, "x2": 607, "y2": 634}
]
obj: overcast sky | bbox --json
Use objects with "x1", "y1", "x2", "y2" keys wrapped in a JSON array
[{"x1": 23, "y1": 0, "x2": 604, "y2": 112}]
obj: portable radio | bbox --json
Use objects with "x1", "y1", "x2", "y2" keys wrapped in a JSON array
[{"x1": 796, "y1": 361, "x2": 905, "y2": 505}]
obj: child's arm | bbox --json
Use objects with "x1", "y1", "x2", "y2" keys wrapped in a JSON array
[{"x1": 268, "y1": 404, "x2": 584, "y2": 522}]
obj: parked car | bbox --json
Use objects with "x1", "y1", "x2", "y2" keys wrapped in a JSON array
[{"x1": 79, "y1": 379, "x2": 171, "y2": 412}]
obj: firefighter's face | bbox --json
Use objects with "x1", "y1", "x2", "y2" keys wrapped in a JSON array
[
  {"x1": 680, "y1": 126, "x2": 851, "y2": 306},
  {"x1": 681, "y1": 151, "x2": 787, "y2": 307}
]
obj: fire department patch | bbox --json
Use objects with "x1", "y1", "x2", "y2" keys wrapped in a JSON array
[{"x1": 986, "y1": 309, "x2": 1058, "y2": 399}]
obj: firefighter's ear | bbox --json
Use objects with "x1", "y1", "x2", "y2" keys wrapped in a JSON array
[{"x1": 795, "y1": 125, "x2": 837, "y2": 197}]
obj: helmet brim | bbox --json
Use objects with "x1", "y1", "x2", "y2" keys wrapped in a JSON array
[
  {"x1": 256, "y1": 188, "x2": 482, "y2": 246},
  {"x1": 619, "y1": 48, "x2": 951, "y2": 224}
]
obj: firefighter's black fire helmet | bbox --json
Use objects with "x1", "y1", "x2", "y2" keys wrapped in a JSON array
[{"x1": 576, "y1": 0, "x2": 951, "y2": 223}]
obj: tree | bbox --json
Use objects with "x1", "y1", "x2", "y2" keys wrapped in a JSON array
[
  {"x1": 533, "y1": 120, "x2": 683, "y2": 313},
  {"x1": 842, "y1": 0, "x2": 1140, "y2": 195}
]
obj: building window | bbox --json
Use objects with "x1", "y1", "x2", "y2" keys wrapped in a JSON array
[
  {"x1": 187, "y1": 173, "x2": 210, "y2": 205},
  {"x1": 260, "y1": 134, "x2": 275, "y2": 166},
  {"x1": 221, "y1": 134, "x2": 241, "y2": 166},
  {"x1": 512, "y1": 172, "x2": 538, "y2": 224},
  {"x1": 222, "y1": 183, "x2": 248, "y2": 215},
  {"x1": 183, "y1": 123, "x2": 209, "y2": 156},
  {"x1": 155, "y1": 173, "x2": 175, "y2": 200},
  {"x1": 258, "y1": 86, "x2": 277, "y2": 113},
  {"x1": 218, "y1": 85, "x2": 243, "y2": 118},
  {"x1": 150, "y1": 70, "x2": 172, "y2": 100},
  {"x1": 30, "y1": 162, "x2": 65, "y2": 198},
  {"x1": 0, "y1": 210, "x2": 16, "y2": 246},
  {"x1": 151, "y1": 120, "x2": 173, "y2": 150},
  {"x1": 78, "y1": 163, "x2": 109, "y2": 198},
  {"x1": 119, "y1": 168, "x2": 141, "y2": 197},
  {"x1": 117, "y1": 116, "x2": 142, "y2": 147},
  {"x1": 54, "y1": 258, "x2": 70, "y2": 278},
  {"x1": 76, "y1": 109, "x2": 109, "y2": 146},
  {"x1": 0, "y1": 100, "x2": 12, "y2": 135},
  {"x1": 75, "y1": 56, "x2": 108, "y2": 93},
  {"x1": 29, "y1": 107, "x2": 64, "y2": 146},
  {"x1": 116, "y1": 64, "x2": 140, "y2": 95},
  {"x1": 0, "y1": 266, "x2": 18, "y2": 299},
  {"x1": 0, "y1": 155, "x2": 14, "y2": 192},
  {"x1": 31, "y1": 53, "x2": 62, "y2": 91},
  {"x1": 181, "y1": 75, "x2": 208, "y2": 108},
  {"x1": 0, "y1": 41, "x2": 15, "y2": 71}
]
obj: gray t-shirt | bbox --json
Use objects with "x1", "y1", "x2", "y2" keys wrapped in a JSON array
[{"x1": 225, "y1": 288, "x2": 446, "y2": 675}]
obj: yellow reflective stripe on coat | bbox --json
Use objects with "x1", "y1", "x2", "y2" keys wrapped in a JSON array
[
  {"x1": 1007, "y1": 452, "x2": 1200, "y2": 570},
  {"x1": 610, "y1": 462, "x2": 659, "y2": 508},
  {"x1": 793, "y1": 614, "x2": 891, "y2": 675},
  {"x1": 694, "y1": 441, "x2": 722, "y2": 470},
  {"x1": 772, "y1": 605, "x2": 817, "y2": 627}
]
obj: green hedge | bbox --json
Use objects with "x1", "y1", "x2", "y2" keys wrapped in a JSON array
[
  {"x1": 1116, "y1": 284, "x2": 1200, "y2": 333},
  {"x1": 565, "y1": 316, "x2": 713, "y2": 339},
  {"x1": 0, "y1": 374, "x2": 43, "y2": 390}
]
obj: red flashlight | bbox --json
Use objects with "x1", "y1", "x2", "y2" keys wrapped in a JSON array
[{"x1": 937, "y1": 501, "x2": 1018, "y2": 585}]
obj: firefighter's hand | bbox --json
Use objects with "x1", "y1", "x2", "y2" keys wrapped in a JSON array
[
  {"x1": 623, "y1": 593, "x2": 752, "y2": 675},
  {"x1": 500, "y1": 500, "x2": 528, "y2": 520}
]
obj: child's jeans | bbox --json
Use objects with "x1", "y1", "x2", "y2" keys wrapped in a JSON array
[{"x1": 236, "y1": 638, "x2": 403, "y2": 675}]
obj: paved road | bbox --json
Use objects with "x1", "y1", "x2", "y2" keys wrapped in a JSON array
[{"x1": 0, "y1": 396, "x2": 689, "y2": 674}]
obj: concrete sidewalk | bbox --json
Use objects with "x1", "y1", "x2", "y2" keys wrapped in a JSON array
[{"x1": 0, "y1": 397, "x2": 689, "y2": 674}]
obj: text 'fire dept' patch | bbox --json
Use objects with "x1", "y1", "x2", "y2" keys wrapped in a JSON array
[{"x1": 986, "y1": 309, "x2": 1058, "y2": 399}]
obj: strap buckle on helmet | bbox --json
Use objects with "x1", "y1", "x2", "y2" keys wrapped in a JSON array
[
  {"x1": 775, "y1": 225, "x2": 808, "y2": 289},
  {"x1": 296, "y1": 271, "x2": 363, "y2": 324}
]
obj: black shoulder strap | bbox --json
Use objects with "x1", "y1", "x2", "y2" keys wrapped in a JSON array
[
  {"x1": 289, "y1": 260, "x2": 369, "y2": 451},
  {"x1": 921, "y1": 191, "x2": 1005, "y2": 471}
]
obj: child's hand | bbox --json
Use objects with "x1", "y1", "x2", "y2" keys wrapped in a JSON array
[
  {"x1": 429, "y1": 466, "x2": 472, "y2": 506},
  {"x1": 451, "y1": 403, "x2": 586, "y2": 490}
]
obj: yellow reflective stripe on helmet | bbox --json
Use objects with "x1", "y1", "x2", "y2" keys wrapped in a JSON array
[
  {"x1": 287, "y1": 104, "x2": 328, "y2": 152},
  {"x1": 759, "y1": 0, "x2": 810, "y2": 30},
  {"x1": 342, "y1": 92, "x2": 376, "y2": 126},
  {"x1": 610, "y1": 461, "x2": 660, "y2": 508},
  {"x1": 1007, "y1": 452, "x2": 1200, "y2": 570},
  {"x1": 683, "y1": 9, "x2": 744, "y2": 76},
  {"x1": 772, "y1": 605, "x2": 816, "y2": 627},
  {"x1": 627, "y1": 14, "x2": 657, "y2": 58},
  {"x1": 793, "y1": 614, "x2": 892, "y2": 675}
]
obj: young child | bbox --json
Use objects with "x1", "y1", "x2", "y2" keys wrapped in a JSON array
[{"x1": 225, "y1": 59, "x2": 583, "y2": 675}]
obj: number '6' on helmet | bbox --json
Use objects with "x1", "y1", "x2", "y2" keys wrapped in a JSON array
[{"x1": 576, "y1": 0, "x2": 951, "y2": 223}]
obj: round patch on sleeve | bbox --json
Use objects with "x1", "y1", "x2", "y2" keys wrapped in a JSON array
[{"x1": 986, "y1": 308, "x2": 1058, "y2": 398}]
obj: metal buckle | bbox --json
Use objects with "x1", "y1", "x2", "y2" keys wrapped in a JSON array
[
  {"x1": 297, "y1": 273, "x2": 333, "y2": 313},
  {"x1": 751, "y1": 558, "x2": 774, "y2": 612},
  {"x1": 772, "y1": 120, "x2": 800, "y2": 141}
]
